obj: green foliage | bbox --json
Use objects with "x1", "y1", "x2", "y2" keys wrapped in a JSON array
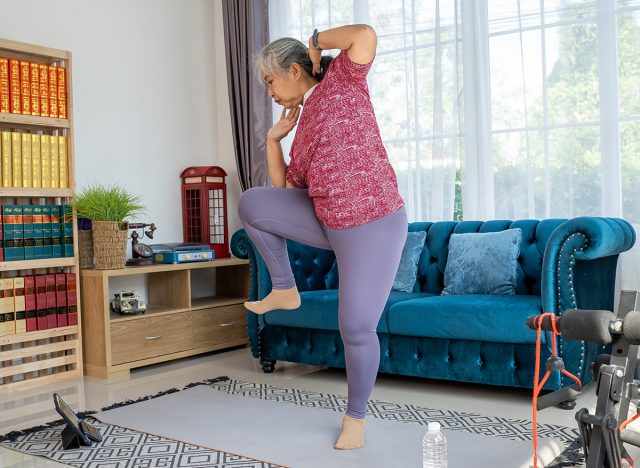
[{"x1": 74, "y1": 184, "x2": 145, "y2": 223}]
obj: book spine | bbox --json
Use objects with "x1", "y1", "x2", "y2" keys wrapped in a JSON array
[
  {"x1": 29, "y1": 62, "x2": 40, "y2": 116},
  {"x1": 22, "y1": 205, "x2": 35, "y2": 260},
  {"x1": 39, "y1": 64, "x2": 49, "y2": 117},
  {"x1": 48, "y1": 66, "x2": 58, "y2": 118},
  {"x1": 14, "y1": 277, "x2": 26, "y2": 334},
  {"x1": 0, "y1": 58, "x2": 9, "y2": 114},
  {"x1": 51, "y1": 205, "x2": 62, "y2": 257},
  {"x1": 58, "y1": 136, "x2": 68, "y2": 188},
  {"x1": 62, "y1": 205, "x2": 73, "y2": 257},
  {"x1": 57, "y1": 67, "x2": 66, "y2": 119},
  {"x1": 50, "y1": 134, "x2": 59, "y2": 188},
  {"x1": 13, "y1": 205, "x2": 24, "y2": 261},
  {"x1": 19, "y1": 61, "x2": 30, "y2": 116},
  {"x1": 46, "y1": 273, "x2": 56, "y2": 328},
  {"x1": 21, "y1": 132, "x2": 32, "y2": 188},
  {"x1": 9, "y1": 59, "x2": 20, "y2": 114},
  {"x1": 35, "y1": 275, "x2": 47, "y2": 330},
  {"x1": 0, "y1": 211, "x2": 3, "y2": 262},
  {"x1": 25, "y1": 276, "x2": 37, "y2": 332},
  {"x1": 33, "y1": 205, "x2": 43, "y2": 259},
  {"x1": 11, "y1": 131, "x2": 22, "y2": 187},
  {"x1": 41, "y1": 134, "x2": 50, "y2": 188},
  {"x1": 2, "y1": 279, "x2": 16, "y2": 335},
  {"x1": 1, "y1": 131, "x2": 12, "y2": 187},
  {"x1": 2, "y1": 206, "x2": 14, "y2": 261},
  {"x1": 31, "y1": 133, "x2": 41, "y2": 188},
  {"x1": 55, "y1": 273, "x2": 67, "y2": 327},
  {"x1": 66, "y1": 273, "x2": 77, "y2": 326},
  {"x1": 42, "y1": 205, "x2": 52, "y2": 258}
]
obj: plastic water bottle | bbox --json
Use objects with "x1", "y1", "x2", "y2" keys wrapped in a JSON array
[{"x1": 422, "y1": 422, "x2": 447, "y2": 468}]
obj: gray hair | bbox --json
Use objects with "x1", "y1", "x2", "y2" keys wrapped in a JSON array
[{"x1": 252, "y1": 37, "x2": 334, "y2": 85}]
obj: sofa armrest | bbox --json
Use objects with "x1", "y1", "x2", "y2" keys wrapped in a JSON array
[{"x1": 540, "y1": 216, "x2": 636, "y2": 384}]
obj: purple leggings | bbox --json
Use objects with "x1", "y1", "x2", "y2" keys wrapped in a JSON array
[{"x1": 238, "y1": 187, "x2": 407, "y2": 419}]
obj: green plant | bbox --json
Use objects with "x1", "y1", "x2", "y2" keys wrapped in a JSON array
[{"x1": 74, "y1": 184, "x2": 145, "y2": 225}]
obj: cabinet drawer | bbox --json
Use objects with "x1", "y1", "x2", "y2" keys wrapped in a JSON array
[
  {"x1": 192, "y1": 305, "x2": 247, "y2": 348},
  {"x1": 110, "y1": 312, "x2": 192, "y2": 365}
]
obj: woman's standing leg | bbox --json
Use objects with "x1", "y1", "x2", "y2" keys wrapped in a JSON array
[
  {"x1": 324, "y1": 206, "x2": 408, "y2": 449},
  {"x1": 237, "y1": 187, "x2": 332, "y2": 313}
]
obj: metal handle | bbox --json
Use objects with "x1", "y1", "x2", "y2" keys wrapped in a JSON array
[
  {"x1": 220, "y1": 322, "x2": 235, "y2": 327},
  {"x1": 144, "y1": 335, "x2": 162, "y2": 340}
]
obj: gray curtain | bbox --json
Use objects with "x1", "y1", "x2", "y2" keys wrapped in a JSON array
[{"x1": 222, "y1": 0, "x2": 272, "y2": 191}]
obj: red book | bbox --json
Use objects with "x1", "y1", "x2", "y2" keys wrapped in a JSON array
[
  {"x1": 55, "y1": 273, "x2": 67, "y2": 327},
  {"x1": 39, "y1": 64, "x2": 48, "y2": 117},
  {"x1": 29, "y1": 62, "x2": 40, "y2": 116},
  {"x1": 9, "y1": 59, "x2": 20, "y2": 114},
  {"x1": 35, "y1": 275, "x2": 48, "y2": 330},
  {"x1": 25, "y1": 276, "x2": 37, "y2": 332},
  {"x1": 19, "y1": 61, "x2": 30, "y2": 115},
  {"x1": 0, "y1": 58, "x2": 9, "y2": 114},
  {"x1": 57, "y1": 67, "x2": 66, "y2": 119},
  {"x1": 66, "y1": 273, "x2": 77, "y2": 326},
  {"x1": 48, "y1": 66, "x2": 57, "y2": 118},
  {"x1": 46, "y1": 274, "x2": 56, "y2": 328}
]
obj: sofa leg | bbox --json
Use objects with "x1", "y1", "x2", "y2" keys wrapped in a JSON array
[
  {"x1": 556, "y1": 399, "x2": 577, "y2": 410},
  {"x1": 260, "y1": 358, "x2": 276, "y2": 373}
]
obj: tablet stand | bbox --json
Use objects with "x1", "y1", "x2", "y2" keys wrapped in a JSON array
[{"x1": 61, "y1": 423, "x2": 85, "y2": 450}]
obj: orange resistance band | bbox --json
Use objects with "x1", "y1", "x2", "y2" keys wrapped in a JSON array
[{"x1": 532, "y1": 312, "x2": 582, "y2": 468}]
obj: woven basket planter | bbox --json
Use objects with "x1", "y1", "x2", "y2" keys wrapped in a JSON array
[
  {"x1": 78, "y1": 230, "x2": 95, "y2": 269},
  {"x1": 92, "y1": 221, "x2": 128, "y2": 270}
]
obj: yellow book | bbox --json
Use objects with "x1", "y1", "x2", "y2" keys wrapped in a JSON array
[
  {"x1": 50, "y1": 135, "x2": 59, "y2": 188},
  {"x1": 41, "y1": 134, "x2": 51, "y2": 188},
  {"x1": 11, "y1": 132, "x2": 22, "y2": 187},
  {"x1": 58, "y1": 136, "x2": 68, "y2": 188},
  {"x1": 1, "y1": 131, "x2": 12, "y2": 188},
  {"x1": 0, "y1": 300, "x2": 5, "y2": 336},
  {"x1": 2, "y1": 279, "x2": 16, "y2": 335},
  {"x1": 21, "y1": 133, "x2": 32, "y2": 188},
  {"x1": 32, "y1": 133, "x2": 41, "y2": 188}
]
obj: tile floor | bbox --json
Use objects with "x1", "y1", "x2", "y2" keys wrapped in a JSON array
[{"x1": 0, "y1": 343, "x2": 636, "y2": 466}]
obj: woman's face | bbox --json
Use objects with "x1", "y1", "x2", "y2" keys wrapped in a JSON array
[{"x1": 263, "y1": 63, "x2": 304, "y2": 109}]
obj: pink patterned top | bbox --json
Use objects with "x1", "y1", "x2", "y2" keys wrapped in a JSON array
[{"x1": 285, "y1": 49, "x2": 405, "y2": 229}]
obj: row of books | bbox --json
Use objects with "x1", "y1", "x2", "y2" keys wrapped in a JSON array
[
  {"x1": 1, "y1": 131, "x2": 68, "y2": 188},
  {"x1": 0, "y1": 58, "x2": 67, "y2": 119},
  {"x1": 1, "y1": 204, "x2": 74, "y2": 261},
  {"x1": 0, "y1": 273, "x2": 77, "y2": 336}
]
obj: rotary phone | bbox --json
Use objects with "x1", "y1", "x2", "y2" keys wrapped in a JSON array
[{"x1": 126, "y1": 223, "x2": 157, "y2": 266}]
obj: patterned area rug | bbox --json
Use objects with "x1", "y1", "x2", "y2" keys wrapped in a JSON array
[{"x1": 0, "y1": 376, "x2": 584, "y2": 467}]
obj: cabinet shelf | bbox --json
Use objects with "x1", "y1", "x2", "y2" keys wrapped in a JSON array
[
  {"x1": 0, "y1": 112, "x2": 70, "y2": 129},
  {"x1": 0, "y1": 187, "x2": 74, "y2": 198},
  {"x1": 0, "y1": 257, "x2": 76, "y2": 272}
]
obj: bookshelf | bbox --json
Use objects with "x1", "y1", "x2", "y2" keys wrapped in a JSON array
[
  {"x1": 0, "y1": 38, "x2": 81, "y2": 393},
  {"x1": 80, "y1": 259, "x2": 249, "y2": 378}
]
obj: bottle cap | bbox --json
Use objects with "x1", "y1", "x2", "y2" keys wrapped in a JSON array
[{"x1": 427, "y1": 422, "x2": 441, "y2": 432}]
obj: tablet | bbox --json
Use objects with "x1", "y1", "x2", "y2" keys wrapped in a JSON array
[{"x1": 53, "y1": 393, "x2": 94, "y2": 445}]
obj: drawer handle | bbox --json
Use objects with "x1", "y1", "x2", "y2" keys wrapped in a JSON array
[
  {"x1": 220, "y1": 322, "x2": 235, "y2": 327},
  {"x1": 145, "y1": 335, "x2": 162, "y2": 340}
]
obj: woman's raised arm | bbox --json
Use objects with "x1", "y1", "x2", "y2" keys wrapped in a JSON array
[{"x1": 310, "y1": 24, "x2": 377, "y2": 65}]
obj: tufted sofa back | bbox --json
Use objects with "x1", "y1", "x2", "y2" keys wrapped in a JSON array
[{"x1": 411, "y1": 219, "x2": 567, "y2": 296}]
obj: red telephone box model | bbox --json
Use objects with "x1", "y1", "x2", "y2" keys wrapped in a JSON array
[{"x1": 181, "y1": 166, "x2": 230, "y2": 259}]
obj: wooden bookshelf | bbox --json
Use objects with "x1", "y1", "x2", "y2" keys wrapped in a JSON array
[{"x1": 0, "y1": 38, "x2": 81, "y2": 393}]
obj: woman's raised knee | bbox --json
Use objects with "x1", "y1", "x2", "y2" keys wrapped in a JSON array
[{"x1": 238, "y1": 187, "x2": 264, "y2": 222}]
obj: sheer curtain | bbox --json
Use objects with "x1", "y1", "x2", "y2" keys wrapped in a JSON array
[{"x1": 268, "y1": 0, "x2": 462, "y2": 222}]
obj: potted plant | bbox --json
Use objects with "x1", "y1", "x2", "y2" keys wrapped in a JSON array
[{"x1": 74, "y1": 184, "x2": 145, "y2": 269}]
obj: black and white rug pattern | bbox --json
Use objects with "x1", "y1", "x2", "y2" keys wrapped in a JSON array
[{"x1": 1, "y1": 376, "x2": 584, "y2": 467}]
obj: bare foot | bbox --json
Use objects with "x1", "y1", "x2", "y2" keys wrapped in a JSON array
[
  {"x1": 244, "y1": 286, "x2": 301, "y2": 314},
  {"x1": 334, "y1": 415, "x2": 365, "y2": 450}
]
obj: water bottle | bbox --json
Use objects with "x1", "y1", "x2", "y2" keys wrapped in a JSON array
[{"x1": 422, "y1": 422, "x2": 447, "y2": 468}]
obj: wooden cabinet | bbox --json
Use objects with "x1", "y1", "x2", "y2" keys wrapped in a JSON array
[
  {"x1": 0, "y1": 38, "x2": 81, "y2": 393},
  {"x1": 80, "y1": 259, "x2": 250, "y2": 378}
]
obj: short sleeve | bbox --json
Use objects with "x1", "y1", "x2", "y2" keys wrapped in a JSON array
[
  {"x1": 331, "y1": 49, "x2": 374, "y2": 85},
  {"x1": 285, "y1": 160, "x2": 306, "y2": 189}
]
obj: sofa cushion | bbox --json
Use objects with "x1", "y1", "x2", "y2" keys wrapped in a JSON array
[
  {"x1": 442, "y1": 229, "x2": 523, "y2": 295},
  {"x1": 392, "y1": 231, "x2": 427, "y2": 292},
  {"x1": 264, "y1": 290, "x2": 435, "y2": 333},
  {"x1": 387, "y1": 294, "x2": 544, "y2": 344}
]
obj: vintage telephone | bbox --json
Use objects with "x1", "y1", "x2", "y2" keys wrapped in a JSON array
[{"x1": 126, "y1": 223, "x2": 157, "y2": 266}]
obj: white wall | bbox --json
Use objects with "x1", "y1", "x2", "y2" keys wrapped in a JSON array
[{"x1": 0, "y1": 0, "x2": 243, "y2": 250}]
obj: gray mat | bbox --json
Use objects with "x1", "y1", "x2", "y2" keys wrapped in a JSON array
[{"x1": 92, "y1": 384, "x2": 565, "y2": 468}]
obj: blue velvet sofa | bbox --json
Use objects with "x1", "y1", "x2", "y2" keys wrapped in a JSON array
[{"x1": 230, "y1": 217, "x2": 635, "y2": 391}]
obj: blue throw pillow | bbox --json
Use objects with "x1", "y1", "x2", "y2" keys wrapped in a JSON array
[
  {"x1": 392, "y1": 231, "x2": 427, "y2": 293},
  {"x1": 442, "y1": 228, "x2": 523, "y2": 295}
]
